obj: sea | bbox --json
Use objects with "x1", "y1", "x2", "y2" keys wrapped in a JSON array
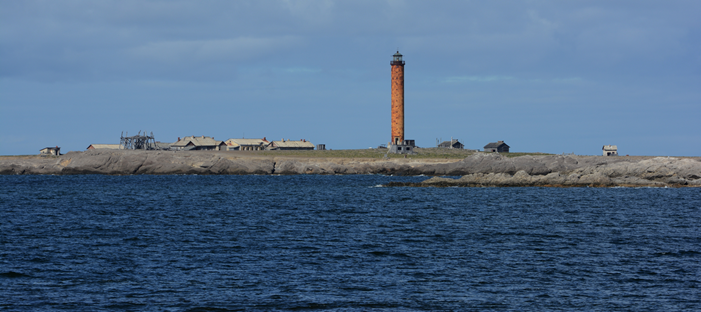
[{"x1": 1, "y1": 175, "x2": 700, "y2": 311}]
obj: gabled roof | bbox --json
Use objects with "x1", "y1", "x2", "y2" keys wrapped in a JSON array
[
  {"x1": 87, "y1": 144, "x2": 122, "y2": 150},
  {"x1": 225, "y1": 138, "x2": 269, "y2": 146},
  {"x1": 484, "y1": 141, "x2": 509, "y2": 148},
  {"x1": 439, "y1": 140, "x2": 463, "y2": 147},
  {"x1": 602, "y1": 145, "x2": 618, "y2": 150},
  {"x1": 172, "y1": 136, "x2": 221, "y2": 147},
  {"x1": 271, "y1": 140, "x2": 315, "y2": 148}
]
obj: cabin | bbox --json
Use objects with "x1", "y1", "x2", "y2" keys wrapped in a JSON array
[
  {"x1": 267, "y1": 139, "x2": 315, "y2": 150},
  {"x1": 438, "y1": 139, "x2": 464, "y2": 149},
  {"x1": 171, "y1": 136, "x2": 226, "y2": 151},
  {"x1": 87, "y1": 144, "x2": 122, "y2": 150},
  {"x1": 484, "y1": 141, "x2": 510, "y2": 153},
  {"x1": 39, "y1": 146, "x2": 60, "y2": 156},
  {"x1": 225, "y1": 137, "x2": 270, "y2": 151},
  {"x1": 602, "y1": 145, "x2": 618, "y2": 156}
]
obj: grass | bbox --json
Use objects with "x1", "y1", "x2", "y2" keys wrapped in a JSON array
[
  {"x1": 501, "y1": 152, "x2": 554, "y2": 158},
  {"x1": 252, "y1": 148, "x2": 553, "y2": 159},
  {"x1": 0, "y1": 155, "x2": 53, "y2": 159},
  {"x1": 1, "y1": 150, "x2": 554, "y2": 160}
]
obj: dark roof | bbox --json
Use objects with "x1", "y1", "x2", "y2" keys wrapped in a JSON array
[
  {"x1": 484, "y1": 142, "x2": 509, "y2": 149},
  {"x1": 439, "y1": 140, "x2": 463, "y2": 147},
  {"x1": 393, "y1": 51, "x2": 402, "y2": 57}
]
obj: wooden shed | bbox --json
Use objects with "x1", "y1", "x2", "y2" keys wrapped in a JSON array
[
  {"x1": 602, "y1": 145, "x2": 618, "y2": 156},
  {"x1": 438, "y1": 139, "x2": 464, "y2": 149},
  {"x1": 483, "y1": 141, "x2": 510, "y2": 153},
  {"x1": 39, "y1": 146, "x2": 60, "y2": 156}
]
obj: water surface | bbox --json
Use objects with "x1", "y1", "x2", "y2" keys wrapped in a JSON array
[{"x1": 1, "y1": 175, "x2": 699, "y2": 311}]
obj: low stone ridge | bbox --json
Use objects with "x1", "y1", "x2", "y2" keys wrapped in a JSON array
[
  {"x1": 0, "y1": 150, "x2": 456, "y2": 176},
  {"x1": 0, "y1": 150, "x2": 275, "y2": 175},
  {"x1": 388, "y1": 153, "x2": 701, "y2": 187},
  {"x1": 1, "y1": 150, "x2": 700, "y2": 187}
]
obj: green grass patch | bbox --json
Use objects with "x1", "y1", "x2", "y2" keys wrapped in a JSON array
[
  {"x1": 500, "y1": 152, "x2": 554, "y2": 158},
  {"x1": 252, "y1": 148, "x2": 551, "y2": 159},
  {"x1": 0, "y1": 155, "x2": 49, "y2": 158}
]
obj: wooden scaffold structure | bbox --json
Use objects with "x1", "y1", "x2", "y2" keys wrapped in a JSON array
[{"x1": 120, "y1": 131, "x2": 157, "y2": 150}]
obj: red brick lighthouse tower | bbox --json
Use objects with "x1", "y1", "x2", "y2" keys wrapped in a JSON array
[
  {"x1": 391, "y1": 51, "x2": 405, "y2": 145},
  {"x1": 389, "y1": 51, "x2": 415, "y2": 154}
]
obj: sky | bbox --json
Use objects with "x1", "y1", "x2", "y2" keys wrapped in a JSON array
[{"x1": 1, "y1": 0, "x2": 700, "y2": 156}]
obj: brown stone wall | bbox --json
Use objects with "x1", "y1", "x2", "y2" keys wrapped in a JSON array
[{"x1": 391, "y1": 64, "x2": 404, "y2": 143}]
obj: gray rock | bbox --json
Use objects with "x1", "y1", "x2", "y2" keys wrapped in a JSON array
[{"x1": 2, "y1": 150, "x2": 700, "y2": 188}]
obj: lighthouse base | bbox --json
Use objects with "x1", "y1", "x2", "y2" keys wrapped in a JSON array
[{"x1": 388, "y1": 140, "x2": 416, "y2": 154}]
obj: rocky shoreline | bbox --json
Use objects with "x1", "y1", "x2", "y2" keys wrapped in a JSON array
[
  {"x1": 388, "y1": 153, "x2": 701, "y2": 188},
  {"x1": 0, "y1": 150, "x2": 458, "y2": 176},
  {"x1": 2, "y1": 150, "x2": 700, "y2": 187}
]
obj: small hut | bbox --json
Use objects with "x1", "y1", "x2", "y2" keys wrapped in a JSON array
[
  {"x1": 484, "y1": 141, "x2": 510, "y2": 153},
  {"x1": 438, "y1": 139, "x2": 464, "y2": 149},
  {"x1": 39, "y1": 146, "x2": 61, "y2": 156},
  {"x1": 602, "y1": 145, "x2": 618, "y2": 156}
]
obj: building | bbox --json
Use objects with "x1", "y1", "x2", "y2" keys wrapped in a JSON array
[
  {"x1": 602, "y1": 145, "x2": 618, "y2": 156},
  {"x1": 391, "y1": 51, "x2": 405, "y2": 146},
  {"x1": 87, "y1": 144, "x2": 122, "y2": 150},
  {"x1": 171, "y1": 136, "x2": 226, "y2": 151},
  {"x1": 388, "y1": 51, "x2": 415, "y2": 154},
  {"x1": 438, "y1": 139, "x2": 464, "y2": 149},
  {"x1": 484, "y1": 141, "x2": 510, "y2": 153},
  {"x1": 388, "y1": 140, "x2": 415, "y2": 154},
  {"x1": 267, "y1": 139, "x2": 315, "y2": 150},
  {"x1": 225, "y1": 138, "x2": 270, "y2": 151},
  {"x1": 316, "y1": 144, "x2": 326, "y2": 151},
  {"x1": 154, "y1": 142, "x2": 172, "y2": 150},
  {"x1": 39, "y1": 146, "x2": 60, "y2": 156}
]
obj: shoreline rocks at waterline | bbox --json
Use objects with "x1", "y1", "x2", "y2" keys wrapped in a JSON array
[
  {"x1": 1, "y1": 150, "x2": 700, "y2": 187},
  {"x1": 387, "y1": 154, "x2": 701, "y2": 188}
]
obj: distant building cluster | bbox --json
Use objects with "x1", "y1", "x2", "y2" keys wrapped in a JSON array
[
  {"x1": 41, "y1": 51, "x2": 629, "y2": 157},
  {"x1": 86, "y1": 135, "x2": 317, "y2": 152}
]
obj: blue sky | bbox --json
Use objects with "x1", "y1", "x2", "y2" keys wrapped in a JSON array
[{"x1": 1, "y1": 0, "x2": 700, "y2": 156}]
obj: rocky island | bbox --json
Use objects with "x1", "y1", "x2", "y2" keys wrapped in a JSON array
[{"x1": 1, "y1": 149, "x2": 700, "y2": 187}]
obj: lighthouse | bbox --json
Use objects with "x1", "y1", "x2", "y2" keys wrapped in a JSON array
[{"x1": 388, "y1": 51, "x2": 415, "y2": 154}]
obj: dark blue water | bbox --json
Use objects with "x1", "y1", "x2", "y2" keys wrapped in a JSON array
[{"x1": 1, "y1": 175, "x2": 700, "y2": 311}]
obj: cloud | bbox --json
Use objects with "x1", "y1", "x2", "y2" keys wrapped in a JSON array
[
  {"x1": 3, "y1": 1, "x2": 700, "y2": 82},
  {"x1": 443, "y1": 76, "x2": 515, "y2": 83},
  {"x1": 126, "y1": 36, "x2": 301, "y2": 63},
  {"x1": 442, "y1": 75, "x2": 583, "y2": 84},
  {"x1": 281, "y1": 67, "x2": 321, "y2": 74}
]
